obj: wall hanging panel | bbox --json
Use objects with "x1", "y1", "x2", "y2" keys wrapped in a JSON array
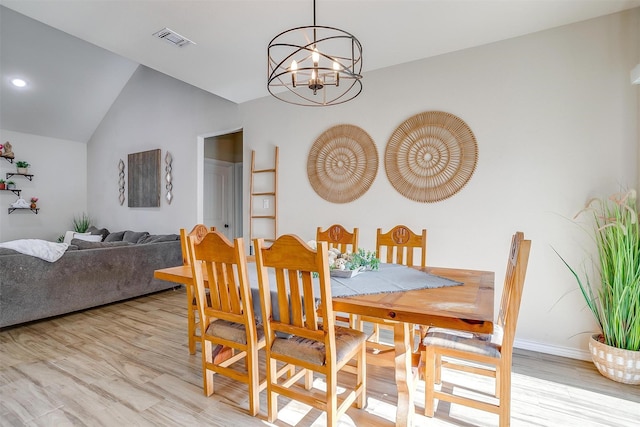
[
  {"x1": 128, "y1": 149, "x2": 161, "y2": 207},
  {"x1": 385, "y1": 111, "x2": 478, "y2": 203},
  {"x1": 307, "y1": 124, "x2": 378, "y2": 204}
]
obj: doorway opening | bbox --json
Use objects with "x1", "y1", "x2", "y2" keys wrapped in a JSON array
[{"x1": 203, "y1": 130, "x2": 243, "y2": 241}]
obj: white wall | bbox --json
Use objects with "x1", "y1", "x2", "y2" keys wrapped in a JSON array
[
  {"x1": 87, "y1": 65, "x2": 241, "y2": 234},
  {"x1": 240, "y1": 9, "x2": 640, "y2": 358},
  {"x1": 0, "y1": 129, "x2": 87, "y2": 242}
]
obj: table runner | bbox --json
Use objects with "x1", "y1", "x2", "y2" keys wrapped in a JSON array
[
  {"x1": 246, "y1": 263, "x2": 462, "y2": 323},
  {"x1": 330, "y1": 263, "x2": 462, "y2": 298},
  {"x1": 246, "y1": 262, "x2": 461, "y2": 297}
]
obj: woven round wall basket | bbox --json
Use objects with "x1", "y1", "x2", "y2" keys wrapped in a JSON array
[
  {"x1": 385, "y1": 111, "x2": 478, "y2": 203},
  {"x1": 589, "y1": 334, "x2": 640, "y2": 384},
  {"x1": 307, "y1": 124, "x2": 378, "y2": 204}
]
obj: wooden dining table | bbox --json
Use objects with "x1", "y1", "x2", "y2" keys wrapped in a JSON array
[{"x1": 154, "y1": 264, "x2": 494, "y2": 427}]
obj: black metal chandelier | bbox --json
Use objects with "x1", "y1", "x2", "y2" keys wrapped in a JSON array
[{"x1": 267, "y1": 0, "x2": 363, "y2": 106}]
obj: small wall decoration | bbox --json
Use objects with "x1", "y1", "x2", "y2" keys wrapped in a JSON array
[
  {"x1": 385, "y1": 111, "x2": 478, "y2": 203},
  {"x1": 165, "y1": 151, "x2": 173, "y2": 204},
  {"x1": 307, "y1": 124, "x2": 378, "y2": 204},
  {"x1": 118, "y1": 159, "x2": 125, "y2": 205},
  {"x1": 128, "y1": 149, "x2": 161, "y2": 207},
  {"x1": 2, "y1": 141, "x2": 14, "y2": 159}
]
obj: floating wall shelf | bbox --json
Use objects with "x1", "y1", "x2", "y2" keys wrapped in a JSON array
[
  {"x1": 8, "y1": 207, "x2": 39, "y2": 214},
  {"x1": 5, "y1": 172, "x2": 34, "y2": 181},
  {"x1": 1, "y1": 188, "x2": 21, "y2": 197}
]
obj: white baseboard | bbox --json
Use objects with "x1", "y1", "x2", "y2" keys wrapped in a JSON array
[{"x1": 514, "y1": 338, "x2": 591, "y2": 361}]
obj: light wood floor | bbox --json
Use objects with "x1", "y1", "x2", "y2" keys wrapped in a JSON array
[{"x1": 1, "y1": 287, "x2": 638, "y2": 426}]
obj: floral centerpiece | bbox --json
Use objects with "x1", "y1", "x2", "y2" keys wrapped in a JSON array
[{"x1": 308, "y1": 240, "x2": 380, "y2": 277}]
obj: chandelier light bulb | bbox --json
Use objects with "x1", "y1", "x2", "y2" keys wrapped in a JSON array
[
  {"x1": 312, "y1": 47, "x2": 320, "y2": 64},
  {"x1": 11, "y1": 78, "x2": 26, "y2": 87}
]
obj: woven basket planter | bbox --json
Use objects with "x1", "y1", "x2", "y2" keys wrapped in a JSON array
[{"x1": 589, "y1": 334, "x2": 640, "y2": 384}]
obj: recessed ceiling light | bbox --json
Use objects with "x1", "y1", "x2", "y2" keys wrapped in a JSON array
[{"x1": 11, "y1": 78, "x2": 27, "y2": 87}]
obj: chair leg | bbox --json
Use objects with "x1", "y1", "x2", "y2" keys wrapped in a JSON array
[
  {"x1": 372, "y1": 322, "x2": 381, "y2": 343},
  {"x1": 247, "y1": 345, "x2": 260, "y2": 416},
  {"x1": 267, "y1": 358, "x2": 278, "y2": 423},
  {"x1": 356, "y1": 315, "x2": 364, "y2": 333},
  {"x1": 202, "y1": 340, "x2": 214, "y2": 396},
  {"x1": 304, "y1": 368, "x2": 313, "y2": 390},
  {"x1": 435, "y1": 353, "x2": 442, "y2": 384},
  {"x1": 187, "y1": 285, "x2": 197, "y2": 354},
  {"x1": 423, "y1": 347, "x2": 436, "y2": 417},
  {"x1": 499, "y1": 358, "x2": 511, "y2": 427},
  {"x1": 356, "y1": 343, "x2": 367, "y2": 408},
  {"x1": 326, "y1": 369, "x2": 338, "y2": 427},
  {"x1": 349, "y1": 313, "x2": 357, "y2": 329}
]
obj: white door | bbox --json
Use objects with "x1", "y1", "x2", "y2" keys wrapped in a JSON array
[{"x1": 204, "y1": 159, "x2": 234, "y2": 240}]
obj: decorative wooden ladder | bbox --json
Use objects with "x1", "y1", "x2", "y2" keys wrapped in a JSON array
[{"x1": 249, "y1": 146, "x2": 279, "y2": 253}]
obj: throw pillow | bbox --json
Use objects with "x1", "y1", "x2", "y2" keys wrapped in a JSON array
[
  {"x1": 123, "y1": 230, "x2": 150, "y2": 244},
  {"x1": 87, "y1": 226, "x2": 110, "y2": 242},
  {"x1": 104, "y1": 231, "x2": 126, "y2": 242}
]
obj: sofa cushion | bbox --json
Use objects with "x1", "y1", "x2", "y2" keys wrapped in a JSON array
[
  {"x1": 104, "y1": 231, "x2": 126, "y2": 242},
  {"x1": 123, "y1": 231, "x2": 150, "y2": 244},
  {"x1": 87, "y1": 226, "x2": 110, "y2": 242},
  {"x1": 71, "y1": 239, "x2": 132, "y2": 250}
]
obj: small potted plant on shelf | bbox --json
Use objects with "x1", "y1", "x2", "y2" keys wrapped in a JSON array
[
  {"x1": 6, "y1": 181, "x2": 16, "y2": 190},
  {"x1": 0, "y1": 179, "x2": 5, "y2": 190},
  {"x1": 16, "y1": 161, "x2": 30, "y2": 174},
  {"x1": 30, "y1": 197, "x2": 38, "y2": 209}
]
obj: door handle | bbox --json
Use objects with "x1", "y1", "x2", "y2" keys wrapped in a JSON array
[{"x1": 224, "y1": 224, "x2": 229, "y2": 228}]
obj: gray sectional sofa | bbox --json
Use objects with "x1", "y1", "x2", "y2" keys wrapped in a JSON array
[{"x1": 0, "y1": 229, "x2": 183, "y2": 328}]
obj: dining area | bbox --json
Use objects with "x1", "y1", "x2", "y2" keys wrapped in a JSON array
[{"x1": 154, "y1": 224, "x2": 531, "y2": 427}]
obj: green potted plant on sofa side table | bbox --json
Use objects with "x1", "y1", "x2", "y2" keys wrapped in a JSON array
[{"x1": 557, "y1": 189, "x2": 640, "y2": 384}]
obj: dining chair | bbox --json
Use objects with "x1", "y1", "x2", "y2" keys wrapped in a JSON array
[
  {"x1": 422, "y1": 231, "x2": 531, "y2": 427},
  {"x1": 180, "y1": 224, "x2": 215, "y2": 354},
  {"x1": 359, "y1": 225, "x2": 428, "y2": 351},
  {"x1": 317, "y1": 224, "x2": 359, "y2": 326},
  {"x1": 376, "y1": 225, "x2": 427, "y2": 267},
  {"x1": 254, "y1": 235, "x2": 367, "y2": 427},
  {"x1": 187, "y1": 229, "x2": 266, "y2": 416},
  {"x1": 316, "y1": 224, "x2": 359, "y2": 254}
]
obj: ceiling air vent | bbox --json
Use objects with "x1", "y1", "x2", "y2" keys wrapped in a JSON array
[{"x1": 152, "y1": 27, "x2": 195, "y2": 47}]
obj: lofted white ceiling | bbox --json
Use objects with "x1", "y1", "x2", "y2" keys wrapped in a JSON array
[{"x1": 1, "y1": 0, "x2": 639, "y2": 142}]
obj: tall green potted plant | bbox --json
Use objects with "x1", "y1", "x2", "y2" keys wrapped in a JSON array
[{"x1": 557, "y1": 189, "x2": 640, "y2": 384}]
